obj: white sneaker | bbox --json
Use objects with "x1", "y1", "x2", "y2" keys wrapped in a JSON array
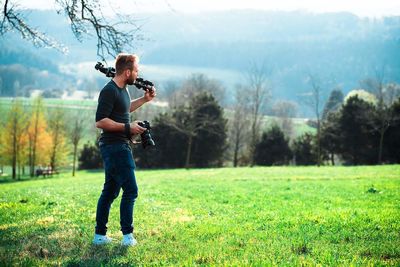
[
  {"x1": 92, "y1": 234, "x2": 112, "y2": 245},
  {"x1": 121, "y1": 233, "x2": 137, "y2": 246}
]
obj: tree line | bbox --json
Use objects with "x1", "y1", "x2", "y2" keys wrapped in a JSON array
[
  {"x1": 1, "y1": 72, "x2": 399, "y2": 179},
  {"x1": 131, "y1": 83, "x2": 400, "y2": 168},
  {"x1": 80, "y1": 72, "x2": 400, "y2": 169},
  {"x1": 0, "y1": 97, "x2": 87, "y2": 179}
]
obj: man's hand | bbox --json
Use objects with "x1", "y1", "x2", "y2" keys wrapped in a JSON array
[
  {"x1": 144, "y1": 87, "x2": 157, "y2": 102},
  {"x1": 129, "y1": 87, "x2": 157, "y2": 112},
  {"x1": 130, "y1": 121, "x2": 147, "y2": 135}
]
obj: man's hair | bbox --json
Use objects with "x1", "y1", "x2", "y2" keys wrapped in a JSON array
[{"x1": 115, "y1": 53, "x2": 139, "y2": 75}]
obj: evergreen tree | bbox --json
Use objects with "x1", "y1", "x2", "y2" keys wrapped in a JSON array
[
  {"x1": 134, "y1": 112, "x2": 188, "y2": 168},
  {"x1": 320, "y1": 111, "x2": 341, "y2": 165},
  {"x1": 254, "y1": 125, "x2": 292, "y2": 166},
  {"x1": 322, "y1": 89, "x2": 344, "y2": 120},
  {"x1": 190, "y1": 93, "x2": 227, "y2": 167},
  {"x1": 384, "y1": 97, "x2": 400, "y2": 163},
  {"x1": 134, "y1": 92, "x2": 227, "y2": 168},
  {"x1": 338, "y1": 96, "x2": 378, "y2": 165},
  {"x1": 78, "y1": 142, "x2": 102, "y2": 170},
  {"x1": 292, "y1": 133, "x2": 318, "y2": 165}
]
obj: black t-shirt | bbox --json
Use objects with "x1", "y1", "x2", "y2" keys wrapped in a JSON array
[{"x1": 95, "y1": 80, "x2": 131, "y2": 144}]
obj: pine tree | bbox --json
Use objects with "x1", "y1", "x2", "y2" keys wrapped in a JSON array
[
  {"x1": 254, "y1": 125, "x2": 292, "y2": 166},
  {"x1": 292, "y1": 133, "x2": 318, "y2": 166},
  {"x1": 338, "y1": 96, "x2": 377, "y2": 165},
  {"x1": 190, "y1": 93, "x2": 227, "y2": 167},
  {"x1": 78, "y1": 142, "x2": 103, "y2": 170},
  {"x1": 383, "y1": 97, "x2": 400, "y2": 163},
  {"x1": 320, "y1": 111, "x2": 341, "y2": 165},
  {"x1": 134, "y1": 93, "x2": 227, "y2": 168}
]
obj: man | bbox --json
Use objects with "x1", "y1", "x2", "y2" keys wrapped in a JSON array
[{"x1": 93, "y1": 53, "x2": 156, "y2": 246}]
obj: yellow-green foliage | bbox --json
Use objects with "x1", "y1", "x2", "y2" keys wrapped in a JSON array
[{"x1": 345, "y1": 89, "x2": 377, "y2": 105}]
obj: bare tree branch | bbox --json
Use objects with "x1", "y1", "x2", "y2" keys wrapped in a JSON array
[
  {"x1": 301, "y1": 73, "x2": 328, "y2": 166},
  {"x1": 1, "y1": 0, "x2": 143, "y2": 59},
  {"x1": 244, "y1": 62, "x2": 272, "y2": 166},
  {"x1": 360, "y1": 66, "x2": 400, "y2": 163},
  {"x1": 1, "y1": 0, "x2": 68, "y2": 53}
]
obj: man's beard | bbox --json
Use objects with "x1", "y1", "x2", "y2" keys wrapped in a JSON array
[{"x1": 127, "y1": 78, "x2": 135, "y2": 85}]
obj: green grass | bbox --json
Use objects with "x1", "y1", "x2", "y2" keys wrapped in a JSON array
[{"x1": 1, "y1": 166, "x2": 399, "y2": 266}]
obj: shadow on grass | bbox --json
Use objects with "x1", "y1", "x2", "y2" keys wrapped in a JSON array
[
  {"x1": 65, "y1": 244, "x2": 130, "y2": 267},
  {"x1": 0, "y1": 223, "x2": 131, "y2": 266}
]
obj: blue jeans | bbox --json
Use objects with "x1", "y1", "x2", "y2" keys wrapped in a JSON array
[{"x1": 95, "y1": 143, "x2": 138, "y2": 235}]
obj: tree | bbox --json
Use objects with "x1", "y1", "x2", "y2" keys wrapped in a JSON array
[
  {"x1": 361, "y1": 72, "x2": 400, "y2": 164},
  {"x1": 68, "y1": 111, "x2": 86, "y2": 176},
  {"x1": 48, "y1": 108, "x2": 68, "y2": 171},
  {"x1": 345, "y1": 89, "x2": 377, "y2": 105},
  {"x1": 0, "y1": 99, "x2": 28, "y2": 179},
  {"x1": 163, "y1": 80, "x2": 181, "y2": 106},
  {"x1": 78, "y1": 142, "x2": 102, "y2": 170},
  {"x1": 338, "y1": 96, "x2": 377, "y2": 165},
  {"x1": 172, "y1": 92, "x2": 227, "y2": 168},
  {"x1": 135, "y1": 92, "x2": 227, "y2": 169},
  {"x1": 1, "y1": 0, "x2": 142, "y2": 59},
  {"x1": 190, "y1": 93, "x2": 227, "y2": 167},
  {"x1": 245, "y1": 62, "x2": 272, "y2": 166},
  {"x1": 292, "y1": 133, "x2": 318, "y2": 166},
  {"x1": 320, "y1": 111, "x2": 341, "y2": 165},
  {"x1": 272, "y1": 100, "x2": 297, "y2": 138},
  {"x1": 27, "y1": 97, "x2": 52, "y2": 177},
  {"x1": 254, "y1": 125, "x2": 292, "y2": 166},
  {"x1": 322, "y1": 88, "x2": 344, "y2": 120},
  {"x1": 228, "y1": 84, "x2": 250, "y2": 167},
  {"x1": 134, "y1": 112, "x2": 187, "y2": 168},
  {"x1": 170, "y1": 74, "x2": 226, "y2": 108},
  {"x1": 302, "y1": 73, "x2": 326, "y2": 166},
  {"x1": 384, "y1": 97, "x2": 400, "y2": 163}
]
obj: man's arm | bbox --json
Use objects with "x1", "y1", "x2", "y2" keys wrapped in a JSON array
[
  {"x1": 96, "y1": 118, "x2": 146, "y2": 135},
  {"x1": 129, "y1": 97, "x2": 147, "y2": 113},
  {"x1": 130, "y1": 88, "x2": 157, "y2": 113}
]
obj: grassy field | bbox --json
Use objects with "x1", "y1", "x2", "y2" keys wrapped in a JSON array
[{"x1": 0, "y1": 166, "x2": 399, "y2": 266}]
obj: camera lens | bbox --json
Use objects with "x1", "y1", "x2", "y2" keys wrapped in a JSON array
[{"x1": 139, "y1": 121, "x2": 155, "y2": 149}]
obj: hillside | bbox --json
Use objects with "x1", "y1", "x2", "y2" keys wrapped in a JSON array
[{"x1": 0, "y1": 10, "x2": 399, "y2": 115}]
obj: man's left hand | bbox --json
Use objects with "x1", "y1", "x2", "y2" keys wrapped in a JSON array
[{"x1": 144, "y1": 87, "x2": 156, "y2": 102}]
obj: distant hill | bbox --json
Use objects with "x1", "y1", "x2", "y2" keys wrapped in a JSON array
[{"x1": 0, "y1": 9, "x2": 399, "y2": 115}]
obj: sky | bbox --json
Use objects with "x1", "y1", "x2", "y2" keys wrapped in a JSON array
[{"x1": 14, "y1": 0, "x2": 400, "y2": 17}]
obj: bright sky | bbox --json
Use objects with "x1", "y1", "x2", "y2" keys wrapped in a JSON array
[{"x1": 15, "y1": 0, "x2": 400, "y2": 17}]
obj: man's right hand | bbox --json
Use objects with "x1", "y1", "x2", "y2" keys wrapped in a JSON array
[{"x1": 130, "y1": 121, "x2": 147, "y2": 135}]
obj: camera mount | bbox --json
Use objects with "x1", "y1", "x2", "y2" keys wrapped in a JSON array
[{"x1": 94, "y1": 62, "x2": 154, "y2": 92}]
